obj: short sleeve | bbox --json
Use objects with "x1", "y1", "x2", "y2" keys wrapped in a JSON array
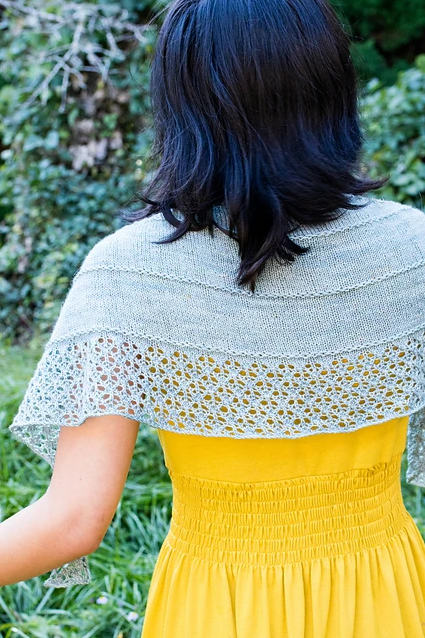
[{"x1": 8, "y1": 235, "x2": 151, "y2": 587}]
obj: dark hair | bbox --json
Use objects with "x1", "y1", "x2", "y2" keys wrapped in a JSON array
[{"x1": 120, "y1": 0, "x2": 388, "y2": 293}]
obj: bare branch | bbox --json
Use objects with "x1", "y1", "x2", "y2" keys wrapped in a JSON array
[
  {"x1": 20, "y1": 57, "x2": 66, "y2": 109},
  {"x1": 0, "y1": 0, "x2": 152, "y2": 115},
  {"x1": 59, "y1": 64, "x2": 70, "y2": 113}
]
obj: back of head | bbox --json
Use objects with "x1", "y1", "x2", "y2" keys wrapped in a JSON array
[{"x1": 122, "y1": 0, "x2": 388, "y2": 292}]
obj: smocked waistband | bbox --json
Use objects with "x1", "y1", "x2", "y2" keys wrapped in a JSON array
[{"x1": 166, "y1": 452, "x2": 411, "y2": 565}]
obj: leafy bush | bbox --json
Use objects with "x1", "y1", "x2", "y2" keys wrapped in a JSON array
[
  {"x1": 331, "y1": 0, "x2": 425, "y2": 85},
  {"x1": 0, "y1": 0, "x2": 159, "y2": 343},
  {"x1": 361, "y1": 54, "x2": 425, "y2": 207}
]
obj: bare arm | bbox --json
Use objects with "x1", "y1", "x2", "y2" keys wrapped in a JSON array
[{"x1": 0, "y1": 415, "x2": 140, "y2": 587}]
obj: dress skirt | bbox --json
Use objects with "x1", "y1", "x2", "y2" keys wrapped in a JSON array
[{"x1": 140, "y1": 415, "x2": 425, "y2": 637}]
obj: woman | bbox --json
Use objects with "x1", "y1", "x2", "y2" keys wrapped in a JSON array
[{"x1": 3, "y1": 0, "x2": 425, "y2": 636}]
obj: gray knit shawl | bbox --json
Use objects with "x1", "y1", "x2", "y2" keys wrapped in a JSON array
[{"x1": 9, "y1": 195, "x2": 425, "y2": 587}]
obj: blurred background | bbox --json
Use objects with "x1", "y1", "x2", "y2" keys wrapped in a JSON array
[{"x1": 0, "y1": 1, "x2": 424, "y2": 636}]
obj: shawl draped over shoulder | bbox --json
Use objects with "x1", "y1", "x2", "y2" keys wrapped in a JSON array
[{"x1": 8, "y1": 195, "x2": 425, "y2": 587}]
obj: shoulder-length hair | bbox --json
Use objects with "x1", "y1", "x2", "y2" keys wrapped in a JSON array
[{"x1": 120, "y1": 0, "x2": 388, "y2": 293}]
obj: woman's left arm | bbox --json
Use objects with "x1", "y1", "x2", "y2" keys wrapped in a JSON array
[{"x1": 0, "y1": 415, "x2": 140, "y2": 587}]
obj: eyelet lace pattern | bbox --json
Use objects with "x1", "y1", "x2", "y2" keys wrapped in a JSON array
[{"x1": 10, "y1": 328, "x2": 425, "y2": 471}]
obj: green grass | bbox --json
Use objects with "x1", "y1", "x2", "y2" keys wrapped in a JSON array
[{"x1": 1, "y1": 338, "x2": 425, "y2": 637}]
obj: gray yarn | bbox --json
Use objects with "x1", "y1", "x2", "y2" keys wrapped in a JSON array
[{"x1": 8, "y1": 195, "x2": 425, "y2": 587}]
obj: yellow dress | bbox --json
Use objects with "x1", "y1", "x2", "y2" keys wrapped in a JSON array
[{"x1": 140, "y1": 415, "x2": 425, "y2": 637}]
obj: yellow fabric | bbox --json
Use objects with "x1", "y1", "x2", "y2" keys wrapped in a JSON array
[{"x1": 141, "y1": 415, "x2": 425, "y2": 637}]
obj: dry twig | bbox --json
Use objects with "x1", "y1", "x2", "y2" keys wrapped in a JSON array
[{"x1": 0, "y1": 0, "x2": 151, "y2": 112}]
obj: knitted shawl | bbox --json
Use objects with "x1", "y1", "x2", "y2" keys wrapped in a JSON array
[{"x1": 8, "y1": 195, "x2": 425, "y2": 587}]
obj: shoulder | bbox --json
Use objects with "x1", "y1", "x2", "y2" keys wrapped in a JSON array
[
  {"x1": 336, "y1": 196, "x2": 425, "y2": 248},
  {"x1": 395, "y1": 200, "x2": 425, "y2": 231},
  {"x1": 367, "y1": 196, "x2": 424, "y2": 225},
  {"x1": 378, "y1": 198, "x2": 425, "y2": 251},
  {"x1": 77, "y1": 213, "x2": 167, "y2": 275}
]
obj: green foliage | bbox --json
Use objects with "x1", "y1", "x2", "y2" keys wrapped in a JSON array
[
  {"x1": 361, "y1": 54, "x2": 425, "y2": 208},
  {"x1": 351, "y1": 40, "x2": 412, "y2": 88},
  {"x1": 335, "y1": 0, "x2": 425, "y2": 47},
  {"x1": 331, "y1": 0, "x2": 425, "y2": 85},
  {"x1": 0, "y1": 0, "x2": 158, "y2": 343}
]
